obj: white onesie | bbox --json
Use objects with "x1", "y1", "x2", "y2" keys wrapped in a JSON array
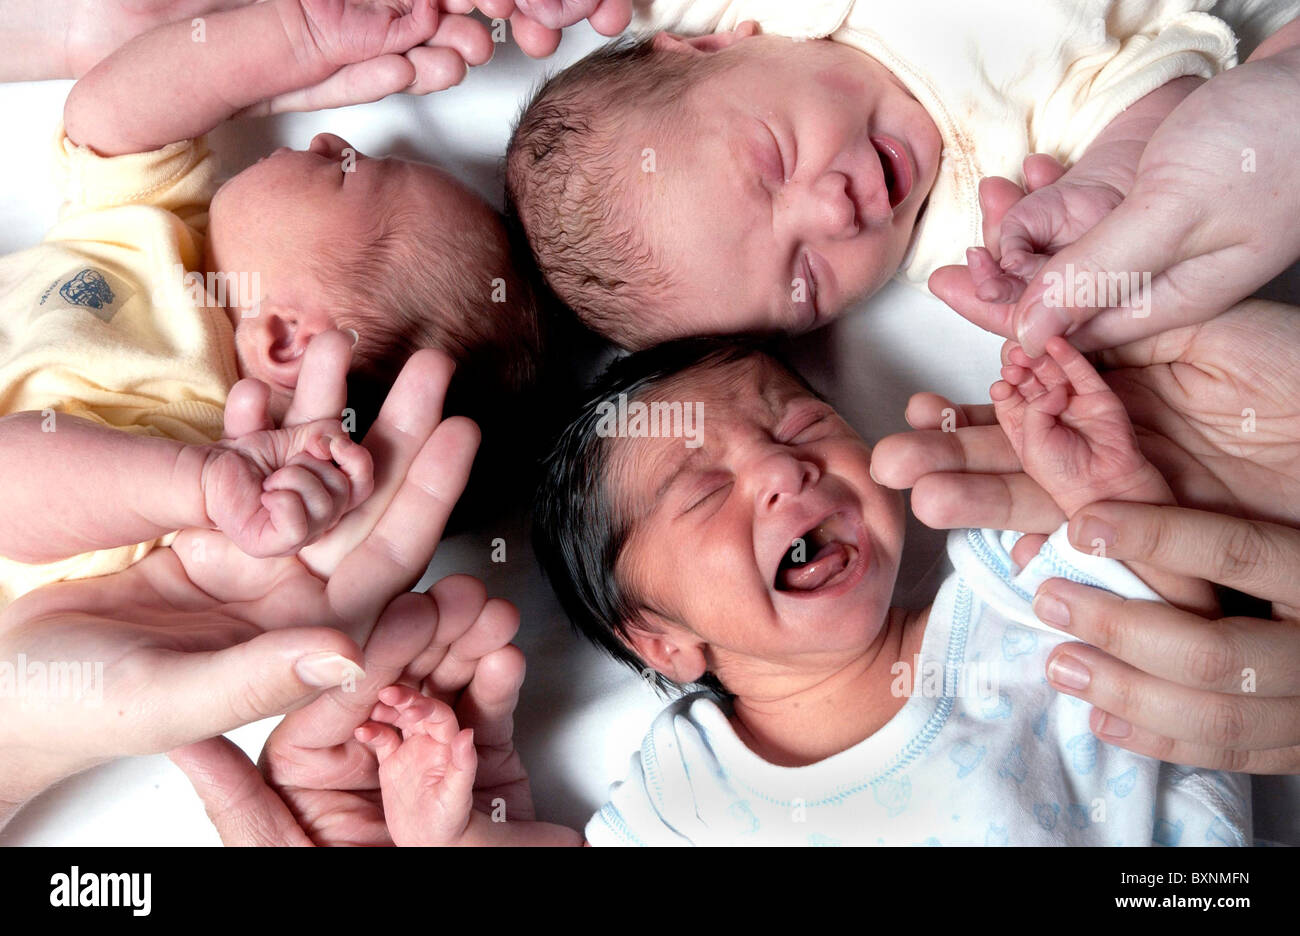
[
  {"x1": 585, "y1": 525, "x2": 1252, "y2": 846},
  {"x1": 630, "y1": 0, "x2": 1299, "y2": 287}
]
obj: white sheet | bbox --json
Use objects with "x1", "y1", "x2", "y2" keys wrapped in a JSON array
[{"x1": 0, "y1": 20, "x2": 1293, "y2": 845}]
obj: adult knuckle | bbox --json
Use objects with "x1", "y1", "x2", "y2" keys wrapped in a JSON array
[
  {"x1": 1201, "y1": 699, "x2": 1248, "y2": 748},
  {"x1": 1216, "y1": 520, "x2": 1269, "y2": 583},
  {"x1": 1185, "y1": 633, "x2": 1235, "y2": 688}
]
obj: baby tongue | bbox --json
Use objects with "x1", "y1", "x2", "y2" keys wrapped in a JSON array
[{"x1": 778, "y1": 542, "x2": 850, "y2": 592}]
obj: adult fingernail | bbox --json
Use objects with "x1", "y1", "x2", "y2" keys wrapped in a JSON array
[
  {"x1": 1033, "y1": 592, "x2": 1070, "y2": 628},
  {"x1": 1017, "y1": 303, "x2": 1071, "y2": 353},
  {"x1": 1073, "y1": 514, "x2": 1117, "y2": 554},
  {"x1": 1047, "y1": 653, "x2": 1091, "y2": 690},
  {"x1": 1095, "y1": 712, "x2": 1132, "y2": 739},
  {"x1": 295, "y1": 652, "x2": 365, "y2": 688}
]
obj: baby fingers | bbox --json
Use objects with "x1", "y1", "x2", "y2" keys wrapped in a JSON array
[{"x1": 355, "y1": 721, "x2": 404, "y2": 763}]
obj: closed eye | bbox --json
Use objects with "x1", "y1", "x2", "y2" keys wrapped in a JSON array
[
  {"x1": 764, "y1": 123, "x2": 788, "y2": 183},
  {"x1": 778, "y1": 405, "x2": 834, "y2": 444},
  {"x1": 684, "y1": 480, "x2": 732, "y2": 515}
]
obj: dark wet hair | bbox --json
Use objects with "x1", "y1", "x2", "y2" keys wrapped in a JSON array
[{"x1": 533, "y1": 337, "x2": 818, "y2": 695}]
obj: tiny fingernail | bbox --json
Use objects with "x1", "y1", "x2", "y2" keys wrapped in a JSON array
[
  {"x1": 1096, "y1": 712, "x2": 1132, "y2": 739},
  {"x1": 1074, "y1": 515, "x2": 1117, "y2": 553},
  {"x1": 1047, "y1": 653, "x2": 1091, "y2": 691},
  {"x1": 295, "y1": 652, "x2": 365, "y2": 688},
  {"x1": 1033, "y1": 592, "x2": 1070, "y2": 628}
]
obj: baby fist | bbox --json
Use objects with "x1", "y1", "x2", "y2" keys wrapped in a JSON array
[{"x1": 201, "y1": 420, "x2": 374, "y2": 557}]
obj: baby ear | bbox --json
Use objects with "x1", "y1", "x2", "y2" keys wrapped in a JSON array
[
  {"x1": 651, "y1": 20, "x2": 759, "y2": 55},
  {"x1": 240, "y1": 303, "x2": 336, "y2": 391},
  {"x1": 624, "y1": 613, "x2": 708, "y2": 686}
]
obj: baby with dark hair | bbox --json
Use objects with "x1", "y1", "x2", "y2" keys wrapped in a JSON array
[
  {"x1": 356, "y1": 337, "x2": 1250, "y2": 846},
  {"x1": 506, "y1": 0, "x2": 1296, "y2": 348}
]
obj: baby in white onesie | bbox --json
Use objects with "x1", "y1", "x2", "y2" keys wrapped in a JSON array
[
  {"x1": 505, "y1": 0, "x2": 1297, "y2": 348},
  {"x1": 354, "y1": 337, "x2": 1249, "y2": 846}
]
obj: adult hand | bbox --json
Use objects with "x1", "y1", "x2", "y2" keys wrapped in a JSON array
[
  {"x1": 0, "y1": 334, "x2": 478, "y2": 827},
  {"x1": 471, "y1": 0, "x2": 630, "y2": 59},
  {"x1": 248, "y1": 2, "x2": 497, "y2": 115},
  {"x1": 169, "y1": 576, "x2": 531, "y2": 845},
  {"x1": 931, "y1": 21, "x2": 1300, "y2": 355},
  {"x1": 872, "y1": 298, "x2": 1300, "y2": 538},
  {"x1": 1033, "y1": 501, "x2": 1300, "y2": 773}
]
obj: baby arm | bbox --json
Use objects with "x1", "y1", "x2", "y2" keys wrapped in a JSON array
[
  {"x1": 991, "y1": 337, "x2": 1216, "y2": 616},
  {"x1": 357, "y1": 686, "x2": 583, "y2": 847},
  {"x1": 63, "y1": 0, "x2": 440, "y2": 155},
  {"x1": 0, "y1": 403, "x2": 371, "y2": 564}
]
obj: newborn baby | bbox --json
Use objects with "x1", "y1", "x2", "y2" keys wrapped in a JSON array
[
  {"x1": 0, "y1": 0, "x2": 537, "y2": 603},
  {"x1": 506, "y1": 0, "x2": 1296, "y2": 347},
  {"x1": 357, "y1": 339, "x2": 1248, "y2": 846}
]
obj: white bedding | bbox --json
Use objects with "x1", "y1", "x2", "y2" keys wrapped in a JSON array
[{"x1": 0, "y1": 20, "x2": 1293, "y2": 845}]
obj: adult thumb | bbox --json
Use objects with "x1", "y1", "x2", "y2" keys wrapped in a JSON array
[
  {"x1": 146, "y1": 627, "x2": 365, "y2": 752},
  {"x1": 170, "y1": 737, "x2": 312, "y2": 846}
]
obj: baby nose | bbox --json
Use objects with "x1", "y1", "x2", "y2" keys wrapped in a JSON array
[
  {"x1": 754, "y1": 452, "x2": 819, "y2": 512},
  {"x1": 307, "y1": 132, "x2": 354, "y2": 159},
  {"x1": 780, "y1": 172, "x2": 862, "y2": 241}
]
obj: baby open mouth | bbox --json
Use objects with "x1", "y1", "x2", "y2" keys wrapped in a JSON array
[
  {"x1": 870, "y1": 136, "x2": 911, "y2": 209},
  {"x1": 774, "y1": 514, "x2": 861, "y2": 593}
]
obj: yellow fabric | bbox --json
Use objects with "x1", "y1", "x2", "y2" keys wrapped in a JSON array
[{"x1": 0, "y1": 129, "x2": 238, "y2": 605}]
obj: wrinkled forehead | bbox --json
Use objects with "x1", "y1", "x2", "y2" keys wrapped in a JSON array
[{"x1": 604, "y1": 355, "x2": 815, "y2": 518}]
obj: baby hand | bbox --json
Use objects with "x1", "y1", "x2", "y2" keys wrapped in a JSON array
[
  {"x1": 288, "y1": 0, "x2": 440, "y2": 68},
  {"x1": 356, "y1": 685, "x2": 481, "y2": 847},
  {"x1": 967, "y1": 154, "x2": 1124, "y2": 305},
  {"x1": 201, "y1": 419, "x2": 374, "y2": 557},
  {"x1": 990, "y1": 337, "x2": 1171, "y2": 519}
]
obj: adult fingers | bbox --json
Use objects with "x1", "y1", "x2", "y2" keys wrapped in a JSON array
[
  {"x1": 1065, "y1": 502, "x2": 1300, "y2": 608},
  {"x1": 978, "y1": 175, "x2": 1026, "y2": 257},
  {"x1": 871, "y1": 425, "x2": 1023, "y2": 489},
  {"x1": 326, "y1": 417, "x2": 480, "y2": 640},
  {"x1": 169, "y1": 737, "x2": 313, "y2": 846},
  {"x1": 403, "y1": 45, "x2": 468, "y2": 95},
  {"x1": 425, "y1": 12, "x2": 494, "y2": 67},
  {"x1": 589, "y1": 0, "x2": 634, "y2": 35},
  {"x1": 253, "y1": 56, "x2": 417, "y2": 116},
  {"x1": 1021, "y1": 152, "x2": 1067, "y2": 192},
  {"x1": 283, "y1": 331, "x2": 353, "y2": 429},
  {"x1": 134, "y1": 627, "x2": 364, "y2": 752},
  {"x1": 1042, "y1": 637, "x2": 1300, "y2": 751},
  {"x1": 1008, "y1": 194, "x2": 1213, "y2": 356},
  {"x1": 272, "y1": 591, "x2": 439, "y2": 751},
  {"x1": 903, "y1": 392, "x2": 996, "y2": 431},
  {"x1": 453, "y1": 643, "x2": 526, "y2": 751},
  {"x1": 1080, "y1": 710, "x2": 1300, "y2": 774},
  {"x1": 1034, "y1": 578, "x2": 1300, "y2": 697},
  {"x1": 299, "y1": 349, "x2": 456, "y2": 578},
  {"x1": 911, "y1": 472, "x2": 1064, "y2": 534},
  {"x1": 510, "y1": 10, "x2": 562, "y2": 57},
  {"x1": 928, "y1": 264, "x2": 1019, "y2": 338},
  {"x1": 223, "y1": 379, "x2": 274, "y2": 439},
  {"x1": 424, "y1": 596, "x2": 521, "y2": 699}
]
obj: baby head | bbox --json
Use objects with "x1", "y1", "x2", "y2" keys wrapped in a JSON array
[
  {"x1": 208, "y1": 132, "x2": 539, "y2": 419},
  {"x1": 534, "y1": 340, "x2": 906, "y2": 698},
  {"x1": 507, "y1": 27, "x2": 940, "y2": 349}
]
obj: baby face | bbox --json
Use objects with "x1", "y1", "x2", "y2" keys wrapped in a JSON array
[
  {"x1": 207, "y1": 133, "x2": 482, "y2": 386},
  {"x1": 627, "y1": 35, "x2": 941, "y2": 341},
  {"x1": 611, "y1": 356, "x2": 906, "y2": 688}
]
